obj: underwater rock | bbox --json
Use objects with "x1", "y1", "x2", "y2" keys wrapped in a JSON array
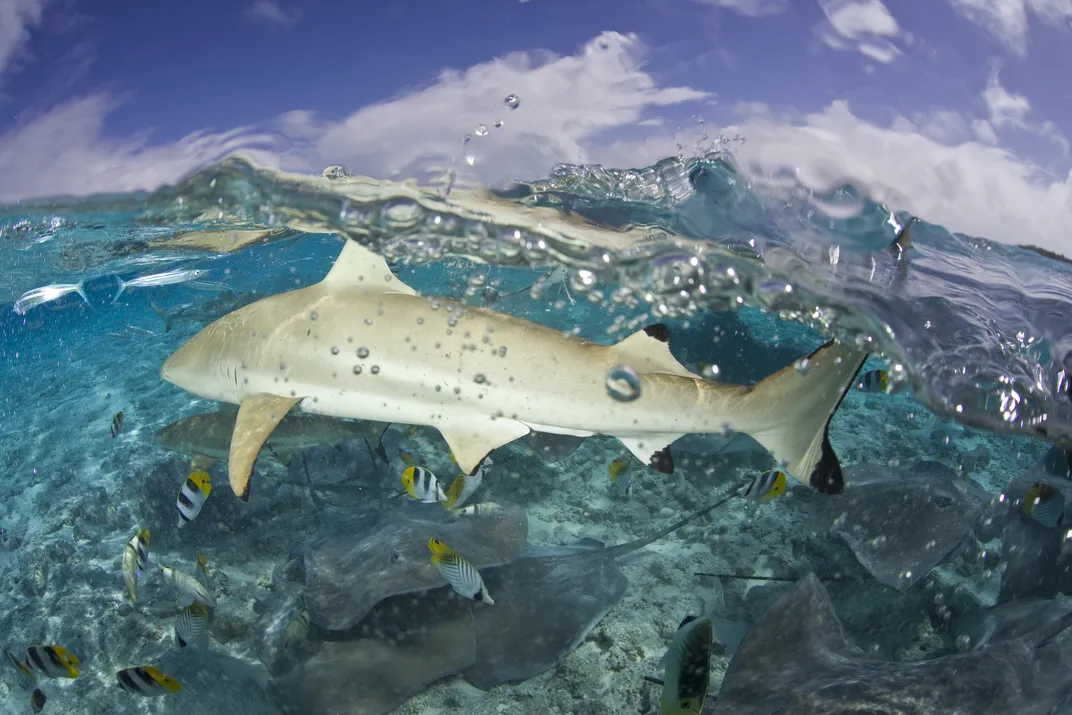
[{"x1": 302, "y1": 499, "x2": 528, "y2": 630}]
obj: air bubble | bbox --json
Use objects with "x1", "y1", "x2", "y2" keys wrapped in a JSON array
[
  {"x1": 795, "y1": 357, "x2": 810, "y2": 374},
  {"x1": 494, "y1": 120, "x2": 504, "y2": 128},
  {"x1": 330, "y1": 346, "x2": 340, "y2": 355},
  {"x1": 353, "y1": 366, "x2": 362, "y2": 375},
  {"x1": 701, "y1": 364, "x2": 720, "y2": 380},
  {"x1": 371, "y1": 366, "x2": 380, "y2": 374},
  {"x1": 357, "y1": 347, "x2": 370, "y2": 359},
  {"x1": 474, "y1": 124, "x2": 489, "y2": 137},
  {"x1": 504, "y1": 94, "x2": 520, "y2": 110},
  {"x1": 309, "y1": 311, "x2": 319, "y2": 321},
  {"x1": 605, "y1": 365, "x2": 642, "y2": 402},
  {"x1": 474, "y1": 374, "x2": 487, "y2": 384}
]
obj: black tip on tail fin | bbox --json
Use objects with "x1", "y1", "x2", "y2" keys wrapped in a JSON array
[
  {"x1": 650, "y1": 446, "x2": 674, "y2": 474},
  {"x1": 643, "y1": 323, "x2": 671, "y2": 343},
  {"x1": 809, "y1": 431, "x2": 845, "y2": 494}
]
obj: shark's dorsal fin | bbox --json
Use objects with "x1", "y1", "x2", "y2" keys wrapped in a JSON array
[
  {"x1": 321, "y1": 240, "x2": 418, "y2": 296},
  {"x1": 229, "y1": 394, "x2": 302, "y2": 500},
  {"x1": 609, "y1": 324, "x2": 698, "y2": 379}
]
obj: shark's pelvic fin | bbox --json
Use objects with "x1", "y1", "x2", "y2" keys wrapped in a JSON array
[
  {"x1": 229, "y1": 394, "x2": 302, "y2": 500},
  {"x1": 321, "y1": 239, "x2": 418, "y2": 296},
  {"x1": 749, "y1": 340, "x2": 867, "y2": 493},
  {"x1": 438, "y1": 418, "x2": 530, "y2": 475},
  {"x1": 618, "y1": 437, "x2": 678, "y2": 473},
  {"x1": 608, "y1": 323, "x2": 699, "y2": 379}
]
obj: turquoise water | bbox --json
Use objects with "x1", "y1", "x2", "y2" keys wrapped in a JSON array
[{"x1": 0, "y1": 153, "x2": 1070, "y2": 713}]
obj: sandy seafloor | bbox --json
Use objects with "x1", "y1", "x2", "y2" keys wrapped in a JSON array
[{"x1": 0, "y1": 258, "x2": 1052, "y2": 715}]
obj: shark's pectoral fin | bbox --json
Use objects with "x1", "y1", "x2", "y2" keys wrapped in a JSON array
[
  {"x1": 617, "y1": 435, "x2": 681, "y2": 473},
  {"x1": 438, "y1": 418, "x2": 530, "y2": 475},
  {"x1": 229, "y1": 394, "x2": 302, "y2": 501}
]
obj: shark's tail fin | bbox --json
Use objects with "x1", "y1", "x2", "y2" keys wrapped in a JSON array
[
  {"x1": 743, "y1": 340, "x2": 868, "y2": 494},
  {"x1": 112, "y1": 277, "x2": 128, "y2": 304},
  {"x1": 149, "y1": 302, "x2": 173, "y2": 333}
]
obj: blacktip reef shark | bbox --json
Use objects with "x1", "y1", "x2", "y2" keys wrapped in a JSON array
[{"x1": 160, "y1": 238, "x2": 871, "y2": 501}]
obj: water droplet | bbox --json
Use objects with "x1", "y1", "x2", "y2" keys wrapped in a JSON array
[
  {"x1": 474, "y1": 374, "x2": 487, "y2": 384},
  {"x1": 504, "y1": 94, "x2": 520, "y2": 110},
  {"x1": 701, "y1": 364, "x2": 720, "y2": 380},
  {"x1": 330, "y1": 346, "x2": 340, "y2": 355},
  {"x1": 465, "y1": 154, "x2": 476, "y2": 166},
  {"x1": 357, "y1": 347, "x2": 370, "y2": 359},
  {"x1": 955, "y1": 634, "x2": 972, "y2": 651},
  {"x1": 309, "y1": 311, "x2": 319, "y2": 321},
  {"x1": 494, "y1": 120, "x2": 504, "y2": 129},
  {"x1": 795, "y1": 357, "x2": 810, "y2": 374},
  {"x1": 498, "y1": 346, "x2": 507, "y2": 357},
  {"x1": 353, "y1": 365, "x2": 362, "y2": 375},
  {"x1": 371, "y1": 365, "x2": 380, "y2": 374},
  {"x1": 474, "y1": 124, "x2": 489, "y2": 137},
  {"x1": 605, "y1": 365, "x2": 642, "y2": 402}
]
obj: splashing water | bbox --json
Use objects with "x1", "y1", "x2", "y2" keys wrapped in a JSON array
[{"x1": 1, "y1": 151, "x2": 1070, "y2": 450}]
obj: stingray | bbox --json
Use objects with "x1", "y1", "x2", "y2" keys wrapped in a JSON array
[
  {"x1": 797, "y1": 460, "x2": 991, "y2": 590},
  {"x1": 270, "y1": 489, "x2": 740, "y2": 715},
  {"x1": 302, "y1": 499, "x2": 529, "y2": 630},
  {"x1": 154, "y1": 406, "x2": 388, "y2": 469},
  {"x1": 712, "y1": 572, "x2": 1072, "y2": 715}
]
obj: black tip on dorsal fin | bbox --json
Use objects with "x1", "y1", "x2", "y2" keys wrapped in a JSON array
[
  {"x1": 889, "y1": 217, "x2": 917, "y2": 258},
  {"x1": 238, "y1": 482, "x2": 251, "y2": 502},
  {"x1": 808, "y1": 431, "x2": 844, "y2": 494},
  {"x1": 678, "y1": 614, "x2": 698, "y2": 629},
  {"x1": 643, "y1": 323, "x2": 671, "y2": 343},
  {"x1": 650, "y1": 446, "x2": 674, "y2": 474}
]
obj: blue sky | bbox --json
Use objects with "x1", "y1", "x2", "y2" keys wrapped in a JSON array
[{"x1": 0, "y1": 0, "x2": 1070, "y2": 252}]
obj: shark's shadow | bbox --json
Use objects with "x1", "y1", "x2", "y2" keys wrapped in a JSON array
[{"x1": 712, "y1": 572, "x2": 1072, "y2": 715}]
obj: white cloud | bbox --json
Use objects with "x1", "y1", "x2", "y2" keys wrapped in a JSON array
[
  {"x1": 0, "y1": 0, "x2": 48, "y2": 86},
  {"x1": 978, "y1": 68, "x2": 1070, "y2": 154},
  {"x1": 0, "y1": 29, "x2": 1070, "y2": 259},
  {"x1": 815, "y1": 0, "x2": 902, "y2": 63},
  {"x1": 245, "y1": 0, "x2": 300, "y2": 25},
  {"x1": 690, "y1": 0, "x2": 789, "y2": 17},
  {"x1": 947, "y1": 0, "x2": 1072, "y2": 54},
  {"x1": 722, "y1": 100, "x2": 1072, "y2": 255}
]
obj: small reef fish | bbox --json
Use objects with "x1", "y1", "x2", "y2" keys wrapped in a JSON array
[
  {"x1": 608, "y1": 458, "x2": 633, "y2": 497},
  {"x1": 122, "y1": 528, "x2": 150, "y2": 602},
  {"x1": 109, "y1": 411, "x2": 125, "y2": 439},
  {"x1": 175, "y1": 601, "x2": 211, "y2": 648},
  {"x1": 24, "y1": 646, "x2": 79, "y2": 679},
  {"x1": 1023, "y1": 482, "x2": 1066, "y2": 528},
  {"x1": 160, "y1": 565, "x2": 217, "y2": 607},
  {"x1": 444, "y1": 457, "x2": 493, "y2": 509},
  {"x1": 116, "y1": 666, "x2": 182, "y2": 697},
  {"x1": 401, "y1": 466, "x2": 447, "y2": 503},
  {"x1": 13, "y1": 281, "x2": 89, "y2": 315},
  {"x1": 6, "y1": 649, "x2": 35, "y2": 682},
  {"x1": 659, "y1": 615, "x2": 714, "y2": 715},
  {"x1": 399, "y1": 451, "x2": 415, "y2": 467},
  {"x1": 276, "y1": 597, "x2": 310, "y2": 658},
  {"x1": 427, "y1": 537, "x2": 494, "y2": 604},
  {"x1": 112, "y1": 267, "x2": 208, "y2": 303},
  {"x1": 176, "y1": 471, "x2": 212, "y2": 528},
  {"x1": 449, "y1": 502, "x2": 505, "y2": 518},
  {"x1": 855, "y1": 368, "x2": 902, "y2": 394},
  {"x1": 196, "y1": 552, "x2": 210, "y2": 578},
  {"x1": 739, "y1": 470, "x2": 787, "y2": 503},
  {"x1": 30, "y1": 688, "x2": 46, "y2": 713}
]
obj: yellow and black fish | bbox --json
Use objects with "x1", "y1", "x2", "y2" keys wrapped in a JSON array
[
  {"x1": 5, "y1": 648, "x2": 35, "y2": 682},
  {"x1": 739, "y1": 470, "x2": 787, "y2": 503},
  {"x1": 175, "y1": 601, "x2": 211, "y2": 648},
  {"x1": 30, "y1": 688, "x2": 46, "y2": 713},
  {"x1": 196, "y1": 552, "x2": 210, "y2": 578},
  {"x1": 24, "y1": 646, "x2": 79, "y2": 679},
  {"x1": 116, "y1": 666, "x2": 182, "y2": 697},
  {"x1": 428, "y1": 537, "x2": 494, "y2": 604},
  {"x1": 608, "y1": 458, "x2": 633, "y2": 496},
  {"x1": 659, "y1": 615, "x2": 713, "y2": 715},
  {"x1": 444, "y1": 457, "x2": 492, "y2": 509},
  {"x1": 176, "y1": 471, "x2": 212, "y2": 528},
  {"x1": 855, "y1": 369, "x2": 903, "y2": 394},
  {"x1": 449, "y1": 502, "x2": 504, "y2": 518},
  {"x1": 1023, "y1": 482, "x2": 1066, "y2": 528},
  {"x1": 110, "y1": 411, "x2": 125, "y2": 438},
  {"x1": 402, "y1": 466, "x2": 446, "y2": 503},
  {"x1": 122, "y1": 528, "x2": 150, "y2": 602}
]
